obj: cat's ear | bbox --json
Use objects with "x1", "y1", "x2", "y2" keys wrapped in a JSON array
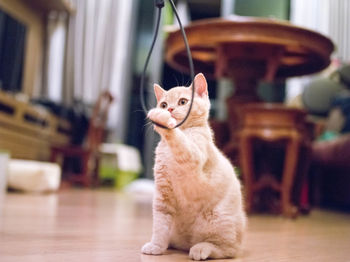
[
  {"x1": 154, "y1": 84, "x2": 165, "y2": 102},
  {"x1": 192, "y1": 73, "x2": 208, "y2": 97}
]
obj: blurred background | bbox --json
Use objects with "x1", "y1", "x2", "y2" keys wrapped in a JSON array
[{"x1": 0, "y1": 0, "x2": 349, "y2": 214}]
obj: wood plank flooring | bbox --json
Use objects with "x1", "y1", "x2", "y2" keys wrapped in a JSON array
[{"x1": 0, "y1": 189, "x2": 350, "y2": 262}]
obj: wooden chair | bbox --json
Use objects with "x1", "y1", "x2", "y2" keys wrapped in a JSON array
[
  {"x1": 50, "y1": 91, "x2": 114, "y2": 187},
  {"x1": 238, "y1": 103, "x2": 311, "y2": 217}
]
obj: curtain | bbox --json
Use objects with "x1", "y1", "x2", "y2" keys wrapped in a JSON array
[
  {"x1": 44, "y1": 0, "x2": 136, "y2": 141},
  {"x1": 291, "y1": 0, "x2": 350, "y2": 62},
  {"x1": 290, "y1": 0, "x2": 330, "y2": 35},
  {"x1": 69, "y1": 0, "x2": 136, "y2": 140},
  {"x1": 45, "y1": 12, "x2": 67, "y2": 102},
  {"x1": 65, "y1": 0, "x2": 118, "y2": 105},
  {"x1": 286, "y1": 0, "x2": 350, "y2": 101}
]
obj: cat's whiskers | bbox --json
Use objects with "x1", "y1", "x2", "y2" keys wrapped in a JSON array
[
  {"x1": 133, "y1": 109, "x2": 148, "y2": 113},
  {"x1": 143, "y1": 121, "x2": 155, "y2": 134}
]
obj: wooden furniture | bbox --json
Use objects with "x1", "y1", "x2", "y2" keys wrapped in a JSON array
[
  {"x1": 26, "y1": 0, "x2": 75, "y2": 14},
  {"x1": 166, "y1": 16, "x2": 334, "y2": 81},
  {"x1": 0, "y1": 90, "x2": 71, "y2": 160},
  {"x1": 238, "y1": 103, "x2": 309, "y2": 217},
  {"x1": 311, "y1": 134, "x2": 350, "y2": 208},
  {"x1": 50, "y1": 91, "x2": 114, "y2": 187}
]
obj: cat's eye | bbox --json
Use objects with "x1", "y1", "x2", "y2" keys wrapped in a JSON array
[
  {"x1": 178, "y1": 98, "x2": 188, "y2": 106},
  {"x1": 160, "y1": 102, "x2": 167, "y2": 109}
]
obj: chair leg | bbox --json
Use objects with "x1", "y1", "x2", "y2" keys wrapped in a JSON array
[
  {"x1": 282, "y1": 137, "x2": 300, "y2": 218},
  {"x1": 50, "y1": 150, "x2": 58, "y2": 163},
  {"x1": 92, "y1": 157, "x2": 100, "y2": 187},
  {"x1": 240, "y1": 135, "x2": 254, "y2": 213},
  {"x1": 80, "y1": 153, "x2": 91, "y2": 187}
]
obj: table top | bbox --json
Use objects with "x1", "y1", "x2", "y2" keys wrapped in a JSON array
[{"x1": 166, "y1": 16, "x2": 335, "y2": 80}]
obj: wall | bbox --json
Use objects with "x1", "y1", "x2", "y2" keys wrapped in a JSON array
[{"x1": 235, "y1": 0, "x2": 290, "y2": 20}]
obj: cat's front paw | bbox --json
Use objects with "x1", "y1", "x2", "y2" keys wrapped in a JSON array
[
  {"x1": 141, "y1": 242, "x2": 166, "y2": 255},
  {"x1": 189, "y1": 243, "x2": 212, "y2": 261},
  {"x1": 147, "y1": 108, "x2": 176, "y2": 129}
]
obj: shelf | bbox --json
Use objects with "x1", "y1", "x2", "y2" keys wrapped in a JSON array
[{"x1": 27, "y1": 0, "x2": 76, "y2": 15}]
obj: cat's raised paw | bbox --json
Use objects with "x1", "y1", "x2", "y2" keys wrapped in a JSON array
[
  {"x1": 189, "y1": 243, "x2": 212, "y2": 261},
  {"x1": 148, "y1": 108, "x2": 176, "y2": 129},
  {"x1": 141, "y1": 242, "x2": 165, "y2": 255},
  {"x1": 167, "y1": 118, "x2": 176, "y2": 129}
]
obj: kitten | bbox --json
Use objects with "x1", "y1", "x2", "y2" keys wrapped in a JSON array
[{"x1": 141, "y1": 73, "x2": 246, "y2": 260}]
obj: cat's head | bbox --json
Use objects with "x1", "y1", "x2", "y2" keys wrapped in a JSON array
[{"x1": 153, "y1": 73, "x2": 210, "y2": 128}]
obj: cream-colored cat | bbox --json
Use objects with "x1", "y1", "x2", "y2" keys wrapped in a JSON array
[{"x1": 141, "y1": 73, "x2": 246, "y2": 260}]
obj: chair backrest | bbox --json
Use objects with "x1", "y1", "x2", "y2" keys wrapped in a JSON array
[
  {"x1": 241, "y1": 103, "x2": 307, "y2": 130},
  {"x1": 86, "y1": 91, "x2": 114, "y2": 151}
]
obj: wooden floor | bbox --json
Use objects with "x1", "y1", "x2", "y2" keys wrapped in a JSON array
[{"x1": 0, "y1": 189, "x2": 350, "y2": 262}]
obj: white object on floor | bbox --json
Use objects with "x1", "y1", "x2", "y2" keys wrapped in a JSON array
[
  {"x1": 99, "y1": 143, "x2": 142, "y2": 172},
  {"x1": 8, "y1": 160, "x2": 61, "y2": 193},
  {"x1": 0, "y1": 151, "x2": 9, "y2": 195},
  {"x1": 124, "y1": 179, "x2": 154, "y2": 204}
]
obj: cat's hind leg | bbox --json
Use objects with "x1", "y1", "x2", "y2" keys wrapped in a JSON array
[{"x1": 189, "y1": 242, "x2": 236, "y2": 261}]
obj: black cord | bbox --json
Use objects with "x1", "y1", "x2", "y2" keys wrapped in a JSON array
[
  {"x1": 155, "y1": 0, "x2": 164, "y2": 8},
  {"x1": 140, "y1": 6, "x2": 162, "y2": 120},
  {"x1": 140, "y1": 0, "x2": 195, "y2": 129}
]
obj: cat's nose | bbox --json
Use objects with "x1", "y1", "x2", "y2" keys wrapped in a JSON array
[{"x1": 168, "y1": 108, "x2": 174, "y2": 113}]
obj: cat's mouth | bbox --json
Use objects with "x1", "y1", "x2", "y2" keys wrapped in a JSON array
[{"x1": 170, "y1": 113, "x2": 182, "y2": 121}]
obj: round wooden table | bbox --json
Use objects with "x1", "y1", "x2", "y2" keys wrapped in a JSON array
[
  {"x1": 166, "y1": 15, "x2": 334, "y2": 133},
  {"x1": 166, "y1": 15, "x2": 334, "y2": 145},
  {"x1": 166, "y1": 15, "x2": 334, "y2": 83}
]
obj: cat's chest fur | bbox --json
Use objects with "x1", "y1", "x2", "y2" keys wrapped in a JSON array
[{"x1": 153, "y1": 129, "x2": 218, "y2": 211}]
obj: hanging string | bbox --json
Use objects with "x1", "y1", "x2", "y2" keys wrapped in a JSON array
[{"x1": 140, "y1": 0, "x2": 195, "y2": 129}]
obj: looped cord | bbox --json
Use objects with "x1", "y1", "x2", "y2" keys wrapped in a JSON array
[{"x1": 140, "y1": 0, "x2": 195, "y2": 129}]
